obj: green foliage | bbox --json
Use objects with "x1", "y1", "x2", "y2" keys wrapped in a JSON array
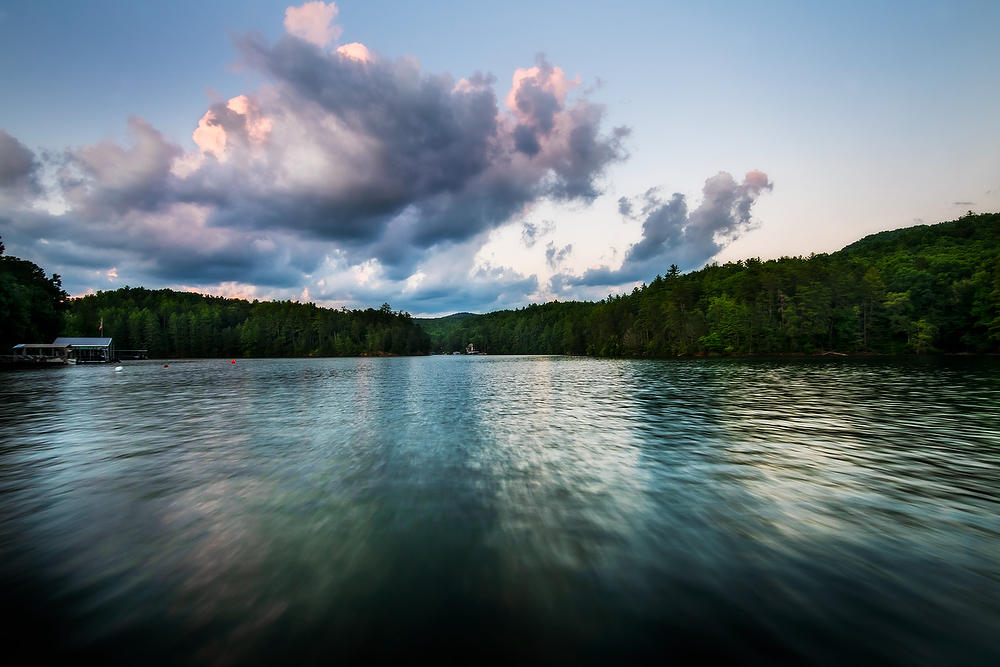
[
  {"x1": 0, "y1": 238, "x2": 69, "y2": 348},
  {"x1": 6, "y1": 213, "x2": 999, "y2": 358},
  {"x1": 421, "y1": 213, "x2": 1000, "y2": 356},
  {"x1": 63, "y1": 287, "x2": 431, "y2": 358}
]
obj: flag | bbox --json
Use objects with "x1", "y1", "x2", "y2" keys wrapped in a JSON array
[{"x1": 99, "y1": 318, "x2": 103, "y2": 334}]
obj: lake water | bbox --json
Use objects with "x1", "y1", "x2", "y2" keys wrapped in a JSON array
[{"x1": 1, "y1": 356, "x2": 998, "y2": 664}]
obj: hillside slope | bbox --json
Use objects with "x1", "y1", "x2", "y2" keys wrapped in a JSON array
[
  {"x1": 422, "y1": 213, "x2": 1000, "y2": 355},
  {"x1": 64, "y1": 288, "x2": 431, "y2": 358}
]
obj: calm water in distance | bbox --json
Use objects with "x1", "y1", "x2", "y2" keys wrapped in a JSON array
[{"x1": 1, "y1": 356, "x2": 998, "y2": 664}]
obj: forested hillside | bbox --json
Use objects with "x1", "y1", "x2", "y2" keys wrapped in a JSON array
[
  {"x1": 64, "y1": 288, "x2": 431, "y2": 358},
  {"x1": 0, "y1": 237, "x2": 69, "y2": 349},
  {"x1": 422, "y1": 213, "x2": 1000, "y2": 356},
  {"x1": 5, "y1": 213, "x2": 998, "y2": 358}
]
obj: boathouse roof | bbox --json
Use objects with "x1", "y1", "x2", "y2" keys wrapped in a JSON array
[
  {"x1": 12, "y1": 343, "x2": 70, "y2": 350},
  {"x1": 53, "y1": 337, "x2": 113, "y2": 348}
]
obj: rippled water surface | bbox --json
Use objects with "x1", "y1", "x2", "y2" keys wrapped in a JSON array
[{"x1": 1, "y1": 356, "x2": 998, "y2": 664}]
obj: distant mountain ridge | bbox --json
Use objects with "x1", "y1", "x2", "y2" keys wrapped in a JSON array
[{"x1": 415, "y1": 312, "x2": 477, "y2": 322}]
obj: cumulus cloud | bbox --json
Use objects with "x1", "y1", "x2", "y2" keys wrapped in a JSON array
[
  {"x1": 226, "y1": 42, "x2": 626, "y2": 266},
  {"x1": 293, "y1": 237, "x2": 541, "y2": 315},
  {"x1": 188, "y1": 94, "x2": 273, "y2": 164},
  {"x1": 0, "y1": 3, "x2": 628, "y2": 313},
  {"x1": 283, "y1": 1, "x2": 341, "y2": 47},
  {"x1": 559, "y1": 170, "x2": 772, "y2": 287},
  {"x1": 389, "y1": 264, "x2": 539, "y2": 315}
]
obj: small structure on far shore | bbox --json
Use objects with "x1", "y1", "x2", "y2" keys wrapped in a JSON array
[
  {"x1": 53, "y1": 337, "x2": 115, "y2": 363},
  {"x1": 10, "y1": 343, "x2": 73, "y2": 365},
  {"x1": 465, "y1": 343, "x2": 481, "y2": 355}
]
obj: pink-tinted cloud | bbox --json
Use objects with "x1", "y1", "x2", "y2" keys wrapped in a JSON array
[
  {"x1": 192, "y1": 110, "x2": 227, "y2": 158},
  {"x1": 177, "y1": 281, "x2": 268, "y2": 302},
  {"x1": 188, "y1": 94, "x2": 273, "y2": 169},
  {"x1": 283, "y1": 1, "x2": 342, "y2": 48},
  {"x1": 496, "y1": 55, "x2": 625, "y2": 202},
  {"x1": 0, "y1": 11, "x2": 628, "y2": 312},
  {"x1": 226, "y1": 95, "x2": 273, "y2": 144},
  {"x1": 505, "y1": 61, "x2": 578, "y2": 115},
  {"x1": 336, "y1": 42, "x2": 372, "y2": 63},
  {"x1": 198, "y1": 39, "x2": 627, "y2": 274}
]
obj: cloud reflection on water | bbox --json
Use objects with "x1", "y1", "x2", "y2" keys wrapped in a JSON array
[{"x1": 0, "y1": 356, "x2": 998, "y2": 663}]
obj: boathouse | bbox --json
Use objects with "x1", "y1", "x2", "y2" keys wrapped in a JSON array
[
  {"x1": 10, "y1": 343, "x2": 72, "y2": 364},
  {"x1": 53, "y1": 337, "x2": 114, "y2": 363}
]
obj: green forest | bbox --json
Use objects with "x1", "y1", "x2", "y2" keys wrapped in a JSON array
[
  {"x1": 61, "y1": 289, "x2": 431, "y2": 358},
  {"x1": 421, "y1": 212, "x2": 1000, "y2": 356},
  {"x1": 3, "y1": 212, "x2": 999, "y2": 358},
  {"x1": 1, "y1": 235, "x2": 431, "y2": 357},
  {"x1": 0, "y1": 237, "x2": 69, "y2": 349}
]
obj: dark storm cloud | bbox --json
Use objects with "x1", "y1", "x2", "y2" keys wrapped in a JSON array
[
  {"x1": 1, "y1": 204, "x2": 321, "y2": 291},
  {"x1": 236, "y1": 35, "x2": 498, "y2": 218},
  {"x1": 625, "y1": 192, "x2": 688, "y2": 264},
  {"x1": 555, "y1": 113, "x2": 631, "y2": 200},
  {"x1": 508, "y1": 55, "x2": 564, "y2": 159},
  {"x1": 58, "y1": 117, "x2": 181, "y2": 218},
  {"x1": 513, "y1": 124, "x2": 542, "y2": 157},
  {"x1": 559, "y1": 171, "x2": 772, "y2": 288},
  {"x1": 225, "y1": 38, "x2": 627, "y2": 263},
  {"x1": 0, "y1": 129, "x2": 40, "y2": 196},
  {"x1": 511, "y1": 57, "x2": 561, "y2": 134},
  {"x1": 117, "y1": 228, "x2": 325, "y2": 289}
]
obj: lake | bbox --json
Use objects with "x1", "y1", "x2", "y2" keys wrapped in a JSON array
[{"x1": 1, "y1": 356, "x2": 998, "y2": 664}]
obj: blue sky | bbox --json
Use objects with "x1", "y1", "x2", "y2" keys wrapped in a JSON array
[{"x1": 1, "y1": 1, "x2": 998, "y2": 315}]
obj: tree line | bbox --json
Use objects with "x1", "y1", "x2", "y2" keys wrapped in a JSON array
[
  {"x1": 0, "y1": 237, "x2": 69, "y2": 350},
  {"x1": 3, "y1": 212, "x2": 998, "y2": 358},
  {"x1": 1, "y1": 239, "x2": 432, "y2": 358},
  {"x1": 421, "y1": 212, "x2": 1000, "y2": 356},
  {"x1": 62, "y1": 288, "x2": 431, "y2": 358}
]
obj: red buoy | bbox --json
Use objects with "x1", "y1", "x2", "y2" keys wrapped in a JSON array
[{"x1": 231, "y1": 359, "x2": 236, "y2": 364}]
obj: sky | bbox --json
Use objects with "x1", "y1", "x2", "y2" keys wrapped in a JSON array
[{"x1": 1, "y1": 0, "x2": 998, "y2": 316}]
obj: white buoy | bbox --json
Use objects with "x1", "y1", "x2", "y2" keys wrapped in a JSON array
[{"x1": 115, "y1": 366, "x2": 124, "y2": 372}]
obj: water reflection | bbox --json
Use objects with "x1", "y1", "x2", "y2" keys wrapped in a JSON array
[
  {"x1": 623, "y1": 358, "x2": 1000, "y2": 662},
  {"x1": 0, "y1": 357, "x2": 998, "y2": 664}
]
